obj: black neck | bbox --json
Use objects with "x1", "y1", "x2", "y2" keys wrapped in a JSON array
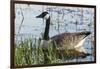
[{"x1": 43, "y1": 17, "x2": 50, "y2": 40}]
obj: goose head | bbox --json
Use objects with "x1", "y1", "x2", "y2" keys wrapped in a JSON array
[{"x1": 36, "y1": 12, "x2": 50, "y2": 20}]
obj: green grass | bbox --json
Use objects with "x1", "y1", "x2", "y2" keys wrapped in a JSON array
[
  {"x1": 14, "y1": 38, "x2": 33, "y2": 66},
  {"x1": 14, "y1": 38, "x2": 70, "y2": 66}
]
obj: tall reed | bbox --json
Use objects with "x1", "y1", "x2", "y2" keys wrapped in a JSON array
[{"x1": 14, "y1": 38, "x2": 67, "y2": 66}]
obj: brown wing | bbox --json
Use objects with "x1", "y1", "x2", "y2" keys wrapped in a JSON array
[{"x1": 51, "y1": 32, "x2": 88, "y2": 49}]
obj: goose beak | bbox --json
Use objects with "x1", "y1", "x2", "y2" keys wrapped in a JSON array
[{"x1": 36, "y1": 15, "x2": 42, "y2": 18}]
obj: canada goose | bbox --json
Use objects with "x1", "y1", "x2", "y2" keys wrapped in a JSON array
[{"x1": 36, "y1": 12, "x2": 91, "y2": 58}]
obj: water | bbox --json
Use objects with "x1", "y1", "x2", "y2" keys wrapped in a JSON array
[{"x1": 15, "y1": 4, "x2": 95, "y2": 62}]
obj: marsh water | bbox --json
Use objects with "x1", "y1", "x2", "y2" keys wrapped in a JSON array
[{"x1": 15, "y1": 4, "x2": 95, "y2": 62}]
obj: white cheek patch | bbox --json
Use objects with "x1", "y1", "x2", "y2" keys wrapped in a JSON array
[{"x1": 44, "y1": 14, "x2": 50, "y2": 20}]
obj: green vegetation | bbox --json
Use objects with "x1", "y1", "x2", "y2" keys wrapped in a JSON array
[
  {"x1": 14, "y1": 38, "x2": 33, "y2": 66},
  {"x1": 14, "y1": 37, "x2": 77, "y2": 66}
]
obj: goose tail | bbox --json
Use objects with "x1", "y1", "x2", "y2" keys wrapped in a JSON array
[{"x1": 85, "y1": 31, "x2": 91, "y2": 36}]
